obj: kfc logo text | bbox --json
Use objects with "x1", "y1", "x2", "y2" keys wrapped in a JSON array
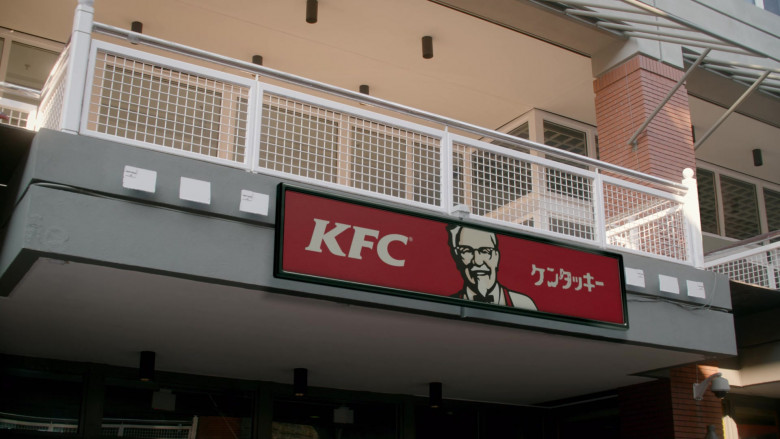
[{"x1": 304, "y1": 219, "x2": 409, "y2": 267}]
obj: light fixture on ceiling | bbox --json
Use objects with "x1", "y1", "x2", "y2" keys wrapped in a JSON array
[
  {"x1": 139, "y1": 350, "x2": 155, "y2": 382},
  {"x1": 429, "y1": 382, "x2": 442, "y2": 408},
  {"x1": 294, "y1": 368, "x2": 308, "y2": 397},
  {"x1": 359, "y1": 85, "x2": 370, "y2": 95},
  {"x1": 753, "y1": 148, "x2": 763, "y2": 166},
  {"x1": 306, "y1": 0, "x2": 318, "y2": 24},
  {"x1": 422, "y1": 36, "x2": 433, "y2": 59},
  {"x1": 252, "y1": 55, "x2": 264, "y2": 66},
  {"x1": 129, "y1": 21, "x2": 143, "y2": 45}
]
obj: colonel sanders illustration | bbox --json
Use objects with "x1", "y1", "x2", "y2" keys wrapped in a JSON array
[{"x1": 447, "y1": 225, "x2": 537, "y2": 310}]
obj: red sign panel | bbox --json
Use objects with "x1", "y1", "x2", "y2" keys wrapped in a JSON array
[{"x1": 276, "y1": 185, "x2": 627, "y2": 327}]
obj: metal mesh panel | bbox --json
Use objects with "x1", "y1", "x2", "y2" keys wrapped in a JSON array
[
  {"x1": 603, "y1": 182, "x2": 688, "y2": 261},
  {"x1": 0, "y1": 415, "x2": 78, "y2": 434},
  {"x1": 452, "y1": 142, "x2": 596, "y2": 241},
  {"x1": 720, "y1": 175, "x2": 760, "y2": 240},
  {"x1": 102, "y1": 420, "x2": 193, "y2": 439},
  {"x1": 696, "y1": 168, "x2": 719, "y2": 234},
  {"x1": 37, "y1": 48, "x2": 69, "y2": 130},
  {"x1": 86, "y1": 51, "x2": 249, "y2": 163},
  {"x1": 116, "y1": 427, "x2": 191, "y2": 438},
  {"x1": 708, "y1": 246, "x2": 780, "y2": 290},
  {"x1": 259, "y1": 92, "x2": 441, "y2": 206}
]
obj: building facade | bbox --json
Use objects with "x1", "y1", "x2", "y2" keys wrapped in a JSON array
[{"x1": 0, "y1": 0, "x2": 778, "y2": 438}]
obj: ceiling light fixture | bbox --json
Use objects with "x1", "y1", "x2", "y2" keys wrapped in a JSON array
[
  {"x1": 429, "y1": 382, "x2": 442, "y2": 408},
  {"x1": 294, "y1": 368, "x2": 308, "y2": 397},
  {"x1": 422, "y1": 36, "x2": 433, "y2": 59},
  {"x1": 252, "y1": 55, "x2": 263, "y2": 66},
  {"x1": 139, "y1": 351, "x2": 155, "y2": 382},
  {"x1": 753, "y1": 148, "x2": 763, "y2": 166},
  {"x1": 306, "y1": 0, "x2": 318, "y2": 24}
]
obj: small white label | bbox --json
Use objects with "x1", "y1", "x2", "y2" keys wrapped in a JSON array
[
  {"x1": 179, "y1": 177, "x2": 211, "y2": 204},
  {"x1": 686, "y1": 280, "x2": 706, "y2": 299},
  {"x1": 624, "y1": 268, "x2": 646, "y2": 288},
  {"x1": 239, "y1": 190, "x2": 269, "y2": 216},
  {"x1": 122, "y1": 166, "x2": 157, "y2": 193},
  {"x1": 659, "y1": 274, "x2": 680, "y2": 294}
]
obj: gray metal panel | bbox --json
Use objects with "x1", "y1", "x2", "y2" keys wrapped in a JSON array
[{"x1": 0, "y1": 183, "x2": 735, "y2": 356}]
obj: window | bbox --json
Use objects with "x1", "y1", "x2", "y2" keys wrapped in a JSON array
[
  {"x1": 491, "y1": 110, "x2": 596, "y2": 237},
  {"x1": 274, "y1": 400, "x2": 397, "y2": 439},
  {"x1": 0, "y1": 370, "x2": 83, "y2": 435},
  {"x1": 697, "y1": 168, "x2": 719, "y2": 235},
  {"x1": 747, "y1": 0, "x2": 780, "y2": 15},
  {"x1": 696, "y1": 166, "x2": 780, "y2": 241},
  {"x1": 764, "y1": 188, "x2": 780, "y2": 233},
  {"x1": 0, "y1": 29, "x2": 62, "y2": 95},
  {"x1": 102, "y1": 384, "x2": 253, "y2": 439},
  {"x1": 0, "y1": 28, "x2": 64, "y2": 128},
  {"x1": 6, "y1": 41, "x2": 59, "y2": 90},
  {"x1": 721, "y1": 176, "x2": 761, "y2": 240}
]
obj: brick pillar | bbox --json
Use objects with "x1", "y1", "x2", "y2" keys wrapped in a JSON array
[
  {"x1": 670, "y1": 364, "x2": 724, "y2": 439},
  {"x1": 593, "y1": 55, "x2": 695, "y2": 181}
]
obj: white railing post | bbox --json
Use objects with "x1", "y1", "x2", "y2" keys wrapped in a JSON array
[
  {"x1": 441, "y1": 126, "x2": 453, "y2": 213},
  {"x1": 59, "y1": 0, "x2": 94, "y2": 134},
  {"x1": 592, "y1": 170, "x2": 607, "y2": 249},
  {"x1": 682, "y1": 168, "x2": 704, "y2": 268}
]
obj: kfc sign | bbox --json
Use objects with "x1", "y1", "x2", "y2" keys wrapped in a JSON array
[
  {"x1": 276, "y1": 185, "x2": 627, "y2": 327},
  {"x1": 305, "y1": 219, "x2": 410, "y2": 267}
]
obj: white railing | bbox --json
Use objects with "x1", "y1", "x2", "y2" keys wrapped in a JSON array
[
  {"x1": 33, "y1": 0, "x2": 702, "y2": 265},
  {"x1": 0, "y1": 412, "x2": 79, "y2": 434},
  {"x1": 704, "y1": 232, "x2": 780, "y2": 290},
  {"x1": 0, "y1": 412, "x2": 195, "y2": 438}
]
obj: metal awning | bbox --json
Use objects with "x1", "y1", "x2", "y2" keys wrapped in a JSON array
[{"x1": 532, "y1": 0, "x2": 780, "y2": 149}]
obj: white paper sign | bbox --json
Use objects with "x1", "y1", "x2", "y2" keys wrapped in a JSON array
[
  {"x1": 122, "y1": 166, "x2": 157, "y2": 193},
  {"x1": 624, "y1": 267, "x2": 646, "y2": 288},
  {"x1": 686, "y1": 280, "x2": 706, "y2": 299},
  {"x1": 239, "y1": 190, "x2": 269, "y2": 215},
  {"x1": 659, "y1": 274, "x2": 680, "y2": 294},
  {"x1": 179, "y1": 177, "x2": 211, "y2": 204}
]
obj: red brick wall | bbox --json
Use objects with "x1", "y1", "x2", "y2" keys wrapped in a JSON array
[
  {"x1": 594, "y1": 55, "x2": 696, "y2": 182},
  {"x1": 617, "y1": 364, "x2": 724, "y2": 439},
  {"x1": 670, "y1": 364, "x2": 724, "y2": 439}
]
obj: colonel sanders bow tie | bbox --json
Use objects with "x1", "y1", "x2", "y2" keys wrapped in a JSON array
[{"x1": 472, "y1": 294, "x2": 494, "y2": 303}]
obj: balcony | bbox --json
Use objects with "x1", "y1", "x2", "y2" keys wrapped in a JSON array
[
  {"x1": 704, "y1": 231, "x2": 780, "y2": 290},
  {"x1": 19, "y1": 2, "x2": 703, "y2": 268}
]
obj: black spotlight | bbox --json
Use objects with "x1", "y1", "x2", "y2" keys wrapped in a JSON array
[
  {"x1": 753, "y1": 148, "x2": 763, "y2": 167},
  {"x1": 294, "y1": 368, "x2": 308, "y2": 397},
  {"x1": 131, "y1": 21, "x2": 143, "y2": 33},
  {"x1": 252, "y1": 55, "x2": 264, "y2": 66},
  {"x1": 306, "y1": 0, "x2": 318, "y2": 23},
  {"x1": 359, "y1": 84, "x2": 370, "y2": 95},
  {"x1": 429, "y1": 382, "x2": 442, "y2": 408},
  {"x1": 422, "y1": 36, "x2": 433, "y2": 59},
  {"x1": 139, "y1": 351, "x2": 155, "y2": 382}
]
